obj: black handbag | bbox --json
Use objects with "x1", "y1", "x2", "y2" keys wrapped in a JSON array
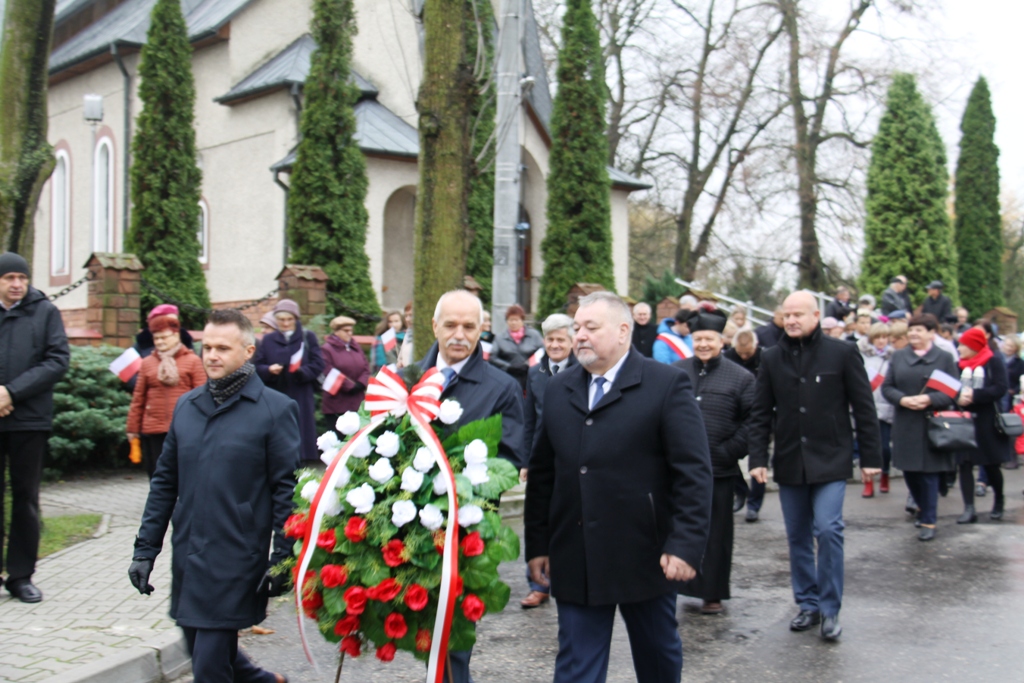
[
  {"x1": 995, "y1": 411, "x2": 1024, "y2": 438},
  {"x1": 927, "y1": 410, "x2": 977, "y2": 451}
]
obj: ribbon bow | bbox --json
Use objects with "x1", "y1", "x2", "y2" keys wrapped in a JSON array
[{"x1": 365, "y1": 366, "x2": 445, "y2": 421}]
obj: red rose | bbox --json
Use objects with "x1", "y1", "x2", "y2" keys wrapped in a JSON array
[
  {"x1": 383, "y1": 612, "x2": 408, "y2": 639},
  {"x1": 333, "y1": 615, "x2": 360, "y2": 636},
  {"x1": 404, "y1": 584, "x2": 429, "y2": 611},
  {"x1": 381, "y1": 539, "x2": 407, "y2": 567},
  {"x1": 461, "y1": 594, "x2": 485, "y2": 622},
  {"x1": 376, "y1": 641, "x2": 397, "y2": 662},
  {"x1": 293, "y1": 567, "x2": 316, "y2": 591},
  {"x1": 454, "y1": 576, "x2": 464, "y2": 597},
  {"x1": 343, "y1": 586, "x2": 368, "y2": 615},
  {"x1": 433, "y1": 529, "x2": 446, "y2": 554},
  {"x1": 302, "y1": 591, "x2": 323, "y2": 619},
  {"x1": 366, "y1": 578, "x2": 402, "y2": 602},
  {"x1": 340, "y1": 635, "x2": 361, "y2": 658},
  {"x1": 317, "y1": 529, "x2": 337, "y2": 551},
  {"x1": 320, "y1": 564, "x2": 348, "y2": 589},
  {"x1": 415, "y1": 628, "x2": 432, "y2": 652},
  {"x1": 284, "y1": 513, "x2": 307, "y2": 539},
  {"x1": 460, "y1": 531, "x2": 485, "y2": 557},
  {"x1": 344, "y1": 517, "x2": 368, "y2": 543}
]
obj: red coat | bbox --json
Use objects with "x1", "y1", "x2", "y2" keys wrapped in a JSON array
[
  {"x1": 127, "y1": 347, "x2": 207, "y2": 435},
  {"x1": 320, "y1": 335, "x2": 370, "y2": 415}
]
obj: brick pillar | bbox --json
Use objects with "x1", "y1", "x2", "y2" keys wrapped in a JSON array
[
  {"x1": 85, "y1": 253, "x2": 144, "y2": 348},
  {"x1": 276, "y1": 265, "x2": 329, "y2": 321}
]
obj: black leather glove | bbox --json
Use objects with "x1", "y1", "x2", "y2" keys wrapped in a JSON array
[
  {"x1": 128, "y1": 558, "x2": 154, "y2": 595},
  {"x1": 257, "y1": 568, "x2": 289, "y2": 597}
]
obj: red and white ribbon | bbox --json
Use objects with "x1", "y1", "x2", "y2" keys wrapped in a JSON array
[{"x1": 295, "y1": 367, "x2": 459, "y2": 683}]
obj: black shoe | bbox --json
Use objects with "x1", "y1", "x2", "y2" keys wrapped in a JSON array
[
  {"x1": 821, "y1": 615, "x2": 842, "y2": 641},
  {"x1": 905, "y1": 494, "x2": 919, "y2": 515},
  {"x1": 990, "y1": 505, "x2": 1004, "y2": 521},
  {"x1": 918, "y1": 526, "x2": 936, "y2": 541},
  {"x1": 914, "y1": 519, "x2": 922, "y2": 528},
  {"x1": 733, "y1": 493, "x2": 746, "y2": 513},
  {"x1": 790, "y1": 610, "x2": 821, "y2": 631},
  {"x1": 957, "y1": 505, "x2": 977, "y2": 524},
  {"x1": 6, "y1": 579, "x2": 42, "y2": 603},
  {"x1": 745, "y1": 508, "x2": 759, "y2": 523},
  {"x1": 976, "y1": 484, "x2": 987, "y2": 498}
]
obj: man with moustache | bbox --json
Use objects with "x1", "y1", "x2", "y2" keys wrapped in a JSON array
[
  {"x1": 526, "y1": 291, "x2": 712, "y2": 683},
  {"x1": 416, "y1": 290, "x2": 526, "y2": 682}
]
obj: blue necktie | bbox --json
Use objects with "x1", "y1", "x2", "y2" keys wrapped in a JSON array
[
  {"x1": 590, "y1": 376, "x2": 606, "y2": 411},
  {"x1": 441, "y1": 367, "x2": 456, "y2": 389}
]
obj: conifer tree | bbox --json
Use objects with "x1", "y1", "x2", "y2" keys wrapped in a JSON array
[
  {"x1": 537, "y1": 0, "x2": 614, "y2": 317},
  {"x1": 465, "y1": 0, "x2": 496, "y2": 306},
  {"x1": 126, "y1": 0, "x2": 210, "y2": 326},
  {"x1": 860, "y1": 73, "x2": 957, "y2": 306},
  {"x1": 288, "y1": 0, "x2": 380, "y2": 331},
  {"x1": 954, "y1": 77, "x2": 1002, "y2": 317}
]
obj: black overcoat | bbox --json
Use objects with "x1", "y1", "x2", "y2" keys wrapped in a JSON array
[
  {"x1": 881, "y1": 345, "x2": 959, "y2": 472},
  {"x1": 749, "y1": 326, "x2": 882, "y2": 484},
  {"x1": 921, "y1": 294, "x2": 954, "y2": 323},
  {"x1": 134, "y1": 373, "x2": 300, "y2": 629},
  {"x1": 524, "y1": 350, "x2": 713, "y2": 606},
  {"x1": 524, "y1": 353, "x2": 578, "y2": 456},
  {"x1": 418, "y1": 343, "x2": 527, "y2": 469},
  {"x1": 958, "y1": 353, "x2": 1012, "y2": 466},
  {"x1": 253, "y1": 324, "x2": 325, "y2": 462}
]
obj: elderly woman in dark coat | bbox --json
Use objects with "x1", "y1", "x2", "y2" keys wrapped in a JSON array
[
  {"x1": 490, "y1": 304, "x2": 544, "y2": 391},
  {"x1": 881, "y1": 315, "x2": 959, "y2": 541},
  {"x1": 321, "y1": 315, "x2": 371, "y2": 432},
  {"x1": 954, "y1": 327, "x2": 1012, "y2": 523},
  {"x1": 253, "y1": 299, "x2": 325, "y2": 465}
]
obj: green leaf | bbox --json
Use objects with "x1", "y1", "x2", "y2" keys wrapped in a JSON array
[
  {"x1": 322, "y1": 586, "x2": 347, "y2": 616},
  {"x1": 479, "y1": 580, "x2": 511, "y2": 613},
  {"x1": 490, "y1": 524, "x2": 520, "y2": 563},
  {"x1": 473, "y1": 457, "x2": 520, "y2": 499},
  {"x1": 460, "y1": 553, "x2": 497, "y2": 591},
  {"x1": 447, "y1": 615, "x2": 478, "y2": 651},
  {"x1": 361, "y1": 556, "x2": 391, "y2": 585}
]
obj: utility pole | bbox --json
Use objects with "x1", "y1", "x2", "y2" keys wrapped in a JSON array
[{"x1": 490, "y1": 0, "x2": 521, "y2": 335}]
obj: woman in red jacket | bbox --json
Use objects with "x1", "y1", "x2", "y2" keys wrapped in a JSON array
[
  {"x1": 126, "y1": 310, "x2": 207, "y2": 477},
  {"x1": 321, "y1": 315, "x2": 370, "y2": 433}
]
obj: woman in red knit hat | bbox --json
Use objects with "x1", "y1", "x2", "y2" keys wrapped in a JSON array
[
  {"x1": 126, "y1": 311, "x2": 207, "y2": 477},
  {"x1": 954, "y1": 326, "x2": 1012, "y2": 522}
]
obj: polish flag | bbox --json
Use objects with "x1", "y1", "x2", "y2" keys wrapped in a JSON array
[
  {"x1": 480, "y1": 341, "x2": 493, "y2": 361},
  {"x1": 289, "y1": 342, "x2": 305, "y2": 372},
  {"x1": 925, "y1": 369, "x2": 962, "y2": 398},
  {"x1": 322, "y1": 368, "x2": 346, "y2": 395},
  {"x1": 656, "y1": 333, "x2": 693, "y2": 360},
  {"x1": 528, "y1": 348, "x2": 545, "y2": 367},
  {"x1": 381, "y1": 327, "x2": 397, "y2": 352},
  {"x1": 109, "y1": 347, "x2": 142, "y2": 382},
  {"x1": 866, "y1": 365, "x2": 886, "y2": 392}
]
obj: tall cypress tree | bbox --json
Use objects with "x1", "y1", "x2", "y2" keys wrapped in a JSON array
[
  {"x1": 127, "y1": 0, "x2": 210, "y2": 327},
  {"x1": 465, "y1": 0, "x2": 496, "y2": 307},
  {"x1": 538, "y1": 0, "x2": 614, "y2": 317},
  {"x1": 954, "y1": 77, "x2": 1002, "y2": 317},
  {"x1": 288, "y1": 0, "x2": 380, "y2": 331},
  {"x1": 860, "y1": 73, "x2": 957, "y2": 306}
]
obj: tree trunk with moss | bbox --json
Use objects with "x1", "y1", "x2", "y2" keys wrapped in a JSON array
[
  {"x1": 413, "y1": 0, "x2": 477, "y2": 353},
  {"x1": 465, "y1": 0, "x2": 496, "y2": 307},
  {"x1": 0, "y1": 0, "x2": 56, "y2": 260}
]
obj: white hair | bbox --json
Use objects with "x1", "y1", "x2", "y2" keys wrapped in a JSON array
[
  {"x1": 577, "y1": 291, "x2": 634, "y2": 334},
  {"x1": 633, "y1": 302, "x2": 651, "y2": 314},
  {"x1": 680, "y1": 294, "x2": 699, "y2": 307},
  {"x1": 542, "y1": 313, "x2": 575, "y2": 337},
  {"x1": 433, "y1": 290, "x2": 485, "y2": 325}
]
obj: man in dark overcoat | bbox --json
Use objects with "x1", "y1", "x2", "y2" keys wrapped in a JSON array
[
  {"x1": 129, "y1": 309, "x2": 298, "y2": 683},
  {"x1": 920, "y1": 280, "x2": 954, "y2": 323},
  {"x1": 525, "y1": 292, "x2": 712, "y2": 683},
  {"x1": 749, "y1": 291, "x2": 881, "y2": 642},
  {"x1": 415, "y1": 289, "x2": 526, "y2": 683}
]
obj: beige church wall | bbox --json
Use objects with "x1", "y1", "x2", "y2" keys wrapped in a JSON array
[
  {"x1": 610, "y1": 189, "x2": 630, "y2": 295},
  {"x1": 227, "y1": 0, "x2": 313, "y2": 85},
  {"x1": 351, "y1": 0, "x2": 422, "y2": 126},
  {"x1": 364, "y1": 156, "x2": 420, "y2": 309}
]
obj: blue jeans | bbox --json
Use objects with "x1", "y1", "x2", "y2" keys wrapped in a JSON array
[
  {"x1": 777, "y1": 480, "x2": 846, "y2": 618},
  {"x1": 904, "y1": 472, "x2": 939, "y2": 525},
  {"x1": 734, "y1": 475, "x2": 765, "y2": 512}
]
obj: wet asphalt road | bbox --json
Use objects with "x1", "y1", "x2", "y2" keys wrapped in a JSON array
[{"x1": 238, "y1": 469, "x2": 1024, "y2": 682}]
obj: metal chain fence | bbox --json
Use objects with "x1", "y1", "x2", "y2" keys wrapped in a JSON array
[{"x1": 47, "y1": 272, "x2": 94, "y2": 302}]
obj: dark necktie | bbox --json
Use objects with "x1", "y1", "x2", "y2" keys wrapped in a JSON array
[
  {"x1": 590, "y1": 377, "x2": 606, "y2": 410},
  {"x1": 441, "y1": 367, "x2": 456, "y2": 389},
  {"x1": 551, "y1": 363, "x2": 560, "y2": 375}
]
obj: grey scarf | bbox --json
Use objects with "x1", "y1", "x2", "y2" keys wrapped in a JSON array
[{"x1": 208, "y1": 362, "x2": 255, "y2": 405}]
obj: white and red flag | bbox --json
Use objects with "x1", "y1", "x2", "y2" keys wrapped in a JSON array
[
  {"x1": 480, "y1": 340, "x2": 493, "y2": 361},
  {"x1": 289, "y1": 342, "x2": 305, "y2": 373},
  {"x1": 528, "y1": 348, "x2": 545, "y2": 367},
  {"x1": 866, "y1": 365, "x2": 886, "y2": 392},
  {"x1": 108, "y1": 347, "x2": 142, "y2": 383},
  {"x1": 656, "y1": 333, "x2": 693, "y2": 360},
  {"x1": 321, "y1": 368, "x2": 346, "y2": 395},
  {"x1": 380, "y1": 327, "x2": 397, "y2": 353},
  {"x1": 925, "y1": 369, "x2": 962, "y2": 398}
]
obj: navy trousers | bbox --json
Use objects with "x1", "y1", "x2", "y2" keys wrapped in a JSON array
[
  {"x1": 181, "y1": 627, "x2": 277, "y2": 683},
  {"x1": 554, "y1": 593, "x2": 682, "y2": 683},
  {"x1": 904, "y1": 472, "x2": 939, "y2": 525}
]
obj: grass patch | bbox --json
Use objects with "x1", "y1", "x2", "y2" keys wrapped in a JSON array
[{"x1": 4, "y1": 486, "x2": 102, "y2": 559}]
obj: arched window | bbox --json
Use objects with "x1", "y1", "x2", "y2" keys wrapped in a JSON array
[
  {"x1": 92, "y1": 137, "x2": 115, "y2": 252},
  {"x1": 51, "y1": 150, "x2": 71, "y2": 276},
  {"x1": 197, "y1": 199, "x2": 209, "y2": 265}
]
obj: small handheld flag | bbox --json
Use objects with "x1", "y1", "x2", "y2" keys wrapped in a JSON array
[
  {"x1": 381, "y1": 327, "x2": 398, "y2": 353},
  {"x1": 866, "y1": 364, "x2": 886, "y2": 392},
  {"x1": 480, "y1": 341, "x2": 493, "y2": 361},
  {"x1": 528, "y1": 348, "x2": 545, "y2": 367},
  {"x1": 289, "y1": 342, "x2": 305, "y2": 373},
  {"x1": 322, "y1": 368, "x2": 346, "y2": 395},
  {"x1": 109, "y1": 347, "x2": 142, "y2": 383},
  {"x1": 925, "y1": 369, "x2": 961, "y2": 398}
]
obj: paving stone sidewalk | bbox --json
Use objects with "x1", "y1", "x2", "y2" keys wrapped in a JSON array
[{"x1": 0, "y1": 472, "x2": 178, "y2": 682}]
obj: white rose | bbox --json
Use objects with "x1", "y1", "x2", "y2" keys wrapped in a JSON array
[
  {"x1": 319, "y1": 447, "x2": 340, "y2": 466},
  {"x1": 438, "y1": 399, "x2": 464, "y2": 425},
  {"x1": 401, "y1": 467, "x2": 425, "y2": 492},
  {"x1": 391, "y1": 500, "x2": 417, "y2": 528},
  {"x1": 413, "y1": 447, "x2": 435, "y2": 473},
  {"x1": 350, "y1": 435, "x2": 372, "y2": 458},
  {"x1": 375, "y1": 431, "x2": 401, "y2": 458},
  {"x1": 463, "y1": 439, "x2": 489, "y2": 465},
  {"x1": 464, "y1": 463, "x2": 490, "y2": 486},
  {"x1": 300, "y1": 480, "x2": 320, "y2": 502},
  {"x1": 419, "y1": 503, "x2": 445, "y2": 531},
  {"x1": 333, "y1": 465, "x2": 351, "y2": 488},
  {"x1": 335, "y1": 411, "x2": 362, "y2": 436},
  {"x1": 432, "y1": 473, "x2": 448, "y2": 495},
  {"x1": 321, "y1": 491, "x2": 343, "y2": 517},
  {"x1": 368, "y1": 458, "x2": 395, "y2": 484},
  {"x1": 345, "y1": 483, "x2": 375, "y2": 514},
  {"x1": 316, "y1": 431, "x2": 341, "y2": 453},
  {"x1": 458, "y1": 504, "x2": 483, "y2": 527}
]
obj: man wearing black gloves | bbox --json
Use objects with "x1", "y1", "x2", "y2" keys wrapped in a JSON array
[{"x1": 129, "y1": 309, "x2": 297, "y2": 683}]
